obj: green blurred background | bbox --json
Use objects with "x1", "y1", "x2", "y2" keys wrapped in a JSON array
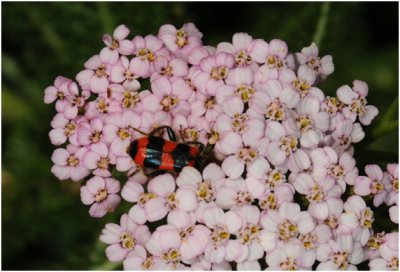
[{"x1": 2, "y1": 2, "x2": 398, "y2": 270}]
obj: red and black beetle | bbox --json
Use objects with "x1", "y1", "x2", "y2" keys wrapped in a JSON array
[{"x1": 128, "y1": 126, "x2": 205, "y2": 172}]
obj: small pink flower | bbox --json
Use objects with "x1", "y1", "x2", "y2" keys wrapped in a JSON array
[
  {"x1": 215, "y1": 177, "x2": 255, "y2": 209},
  {"x1": 253, "y1": 39, "x2": 295, "y2": 73},
  {"x1": 149, "y1": 76, "x2": 192, "y2": 117},
  {"x1": 354, "y1": 164, "x2": 390, "y2": 207},
  {"x1": 256, "y1": 185, "x2": 295, "y2": 211},
  {"x1": 190, "y1": 91, "x2": 223, "y2": 124},
  {"x1": 44, "y1": 76, "x2": 72, "y2": 105},
  {"x1": 80, "y1": 176, "x2": 121, "y2": 217},
  {"x1": 249, "y1": 79, "x2": 300, "y2": 122},
  {"x1": 49, "y1": 113, "x2": 79, "y2": 146},
  {"x1": 102, "y1": 110, "x2": 141, "y2": 156},
  {"x1": 331, "y1": 119, "x2": 365, "y2": 153},
  {"x1": 101, "y1": 24, "x2": 135, "y2": 63},
  {"x1": 293, "y1": 173, "x2": 339, "y2": 220},
  {"x1": 259, "y1": 202, "x2": 315, "y2": 252},
  {"x1": 310, "y1": 147, "x2": 357, "y2": 191},
  {"x1": 216, "y1": 32, "x2": 266, "y2": 69},
  {"x1": 100, "y1": 213, "x2": 150, "y2": 262},
  {"x1": 77, "y1": 117, "x2": 104, "y2": 146},
  {"x1": 172, "y1": 114, "x2": 208, "y2": 143},
  {"x1": 109, "y1": 56, "x2": 141, "y2": 90},
  {"x1": 108, "y1": 84, "x2": 147, "y2": 113},
  {"x1": 280, "y1": 65, "x2": 324, "y2": 100},
  {"x1": 265, "y1": 243, "x2": 316, "y2": 270},
  {"x1": 234, "y1": 205, "x2": 265, "y2": 262},
  {"x1": 316, "y1": 234, "x2": 364, "y2": 270},
  {"x1": 158, "y1": 23, "x2": 203, "y2": 60},
  {"x1": 203, "y1": 206, "x2": 248, "y2": 263},
  {"x1": 131, "y1": 34, "x2": 167, "y2": 78},
  {"x1": 193, "y1": 52, "x2": 235, "y2": 96},
  {"x1": 215, "y1": 109, "x2": 265, "y2": 145},
  {"x1": 369, "y1": 236, "x2": 399, "y2": 270},
  {"x1": 337, "y1": 80, "x2": 378, "y2": 125},
  {"x1": 219, "y1": 134, "x2": 265, "y2": 179},
  {"x1": 139, "y1": 110, "x2": 173, "y2": 133},
  {"x1": 55, "y1": 81, "x2": 89, "y2": 119},
  {"x1": 51, "y1": 145, "x2": 90, "y2": 181},
  {"x1": 339, "y1": 195, "x2": 374, "y2": 246},
  {"x1": 264, "y1": 121, "x2": 309, "y2": 170},
  {"x1": 295, "y1": 43, "x2": 334, "y2": 77},
  {"x1": 123, "y1": 246, "x2": 165, "y2": 270},
  {"x1": 216, "y1": 67, "x2": 256, "y2": 108},
  {"x1": 285, "y1": 96, "x2": 329, "y2": 149},
  {"x1": 76, "y1": 54, "x2": 115, "y2": 94},
  {"x1": 82, "y1": 142, "x2": 112, "y2": 177},
  {"x1": 153, "y1": 56, "x2": 189, "y2": 78},
  {"x1": 145, "y1": 226, "x2": 185, "y2": 269},
  {"x1": 385, "y1": 163, "x2": 399, "y2": 206},
  {"x1": 167, "y1": 210, "x2": 211, "y2": 260}
]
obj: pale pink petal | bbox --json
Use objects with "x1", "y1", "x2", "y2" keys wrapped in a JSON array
[
  {"x1": 337, "y1": 85, "x2": 357, "y2": 104},
  {"x1": 80, "y1": 186, "x2": 95, "y2": 205},
  {"x1": 105, "y1": 244, "x2": 128, "y2": 262},
  {"x1": 128, "y1": 205, "x2": 147, "y2": 224},
  {"x1": 121, "y1": 181, "x2": 144, "y2": 202},
  {"x1": 90, "y1": 76, "x2": 108, "y2": 94},
  {"x1": 218, "y1": 132, "x2": 242, "y2": 155},
  {"x1": 204, "y1": 206, "x2": 225, "y2": 228},
  {"x1": 176, "y1": 188, "x2": 197, "y2": 211},
  {"x1": 148, "y1": 173, "x2": 176, "y2": 196},
  {"x1": 296, "y1": 212, "x2": 315, "y2": 234},
  {"x1": 145, "y1": 198, "x2": 168, "y2": 222},
  {"x1": 354, "y1": 176, "x2": 372, "y2": 196},
  {"x1": 222, "y1": 155, "x2": 245, "y2": 179}
]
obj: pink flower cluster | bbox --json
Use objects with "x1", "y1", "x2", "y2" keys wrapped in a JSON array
[{"x1": 45, "y1": 23, "x2": 398, "y2": 270}]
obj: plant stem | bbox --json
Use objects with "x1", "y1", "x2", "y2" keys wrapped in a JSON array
[{"x1": 313, "y1": 2, "x2": 331, "y2": 47}]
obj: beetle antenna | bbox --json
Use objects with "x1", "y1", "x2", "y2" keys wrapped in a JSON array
[{"x1": 132, "y1": 127, "x2": 148, "y2": 136}]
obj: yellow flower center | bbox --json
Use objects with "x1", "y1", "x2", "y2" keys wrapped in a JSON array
[
  {"x1": 360, "y1": 208, "x2": 374, "y2": 229},
  {"x1": 306, "y1": 183, "x2": 325, "y2": 203},
  {"x1": 296, "y1": 115, "x2": 313, "y2": 132},
  {"x1": 266, "y1": 100, "x2": 285, "y2": 121},
  {"x1": 160, "y1": 95, "x2": 179, "y2": 111},
  {"x1": 64, "y1": 122, "x2": 76, "y2": 137},
  {"x1": 120, "y1": 231, "x2": 135, "y2": 249},
  {"x1": 236, "y1": 84, "x2": 255, "y2": 102},
  {"x1": 122, "y1": 90, "x2": 140, "y2": 109},
  {"x1": 280, "y1": 257, "x2": 297, "y2": 271},
  {"x1": 333, "y1": 252, "x2": 349, "y2": 270},
  {"x1": 280, "y1": 136, "x2": 298, "y2": 155},
  {"x1": 118, "y1": 128, "x2": 131, "y2": 140},
  {"x1": 211, "y1": 225, "x2": 230, "y2": 246},
  {"x1": 90, "y1": 131, "x2": 102, "y2": 144},
  {"x1": 96, "y1": 97, "x2": 108, "y2": 113},
  {"x1": 95, "y1": 65, "x2": 107, "y2": 78},
  {"x1": 236, "y1": 50, "x2": 252, "y2": 66},
  {"x1": 67, "y1": 156, "x2": 79, "y2": 167},
  {"x1": 197, "y1": 181, "x2": 214, "y2": 202},
  {"x1": 95, "y1": 188, "x2": 108, "y2": 203},
  {"x1": 138, "y1": 48, "x2": 155, "y2": 62},
  {"x1": 278, "y1": 220, "x2": 298, "y2": 242},
  {"x1": 176, "y1": 29, "x2": 189, "y2": 48},
  {"x1": 237, "y1": 147, "x2": 258, "y2": 163},
  {"x1": 350, "y1": 98, "x2": 367, "y2": 115},
  {"x1": 210, "y1": 66, "x2": 228, "y2": 80}
]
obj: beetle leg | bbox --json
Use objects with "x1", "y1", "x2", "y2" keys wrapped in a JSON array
[
  {"x1": 147, "y1": 170, "x2": 167, "y2": 178},
  {"x1": 149, "y1": 126, "x2": 177, "y2": 141},
  {"x1": 185, "y1": 141, "x2": 205, "y2": 153}
]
